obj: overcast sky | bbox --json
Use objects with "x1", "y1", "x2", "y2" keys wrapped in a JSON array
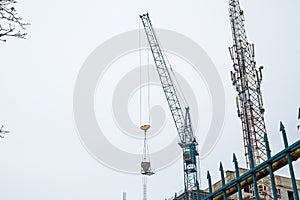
[{"x1": 0, "y1": 1, "x2": 299, "y2": 200}]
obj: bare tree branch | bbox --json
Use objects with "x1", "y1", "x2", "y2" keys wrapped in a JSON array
[
  {"x1": 0, "y1": 125, "x2": 9, "y2": 138},
  {"x1": 0, "y1": 0, "x2": 29, "y2": 42}
]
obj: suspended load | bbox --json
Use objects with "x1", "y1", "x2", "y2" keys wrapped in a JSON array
[{"x1": 140, "y1": 125, "x2": 154, "y2": 176}]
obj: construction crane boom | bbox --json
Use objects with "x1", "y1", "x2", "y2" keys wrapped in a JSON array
[{"x1": 140, "y1": 13, "x2": 200, "y2": 200}]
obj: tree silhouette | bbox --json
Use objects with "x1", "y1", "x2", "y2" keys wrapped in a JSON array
[
  {"x1": 0, "y1": 0, "x2": 29, "y2": 42},
  {"x1": 0, "y1": 125, "x2": 9, "y2": 138}
]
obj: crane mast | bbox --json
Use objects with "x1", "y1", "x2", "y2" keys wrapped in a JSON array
[
  {"x1": 228, "y1": 0, "x2": 267, "y2": 168},
  {"x1": 140, "y1": 13, "x2": 200, "y2": 200}
]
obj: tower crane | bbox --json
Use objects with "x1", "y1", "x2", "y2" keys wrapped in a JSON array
[{"x1": 140, "y1": 13, "x2": 200, "y2": 200}]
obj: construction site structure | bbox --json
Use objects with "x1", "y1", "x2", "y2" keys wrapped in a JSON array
[{"x1": 140, "y1": 13, "x2": 200, "y2": 200}]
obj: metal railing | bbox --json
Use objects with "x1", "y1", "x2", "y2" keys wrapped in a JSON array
[
  {"x1": 170, "y1": 111, "x2": 300, "y2": 200},
  {"x1": 203, "y1": 121, "x2": 300, "y2": 200}
]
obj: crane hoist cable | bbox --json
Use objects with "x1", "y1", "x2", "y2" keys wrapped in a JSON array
[
  {"x1": 139, "y1": 20, "x2": 151, "y2": 126},
  {"x1": 139, "y1": 20, "x2": 142, "y2": 126},
  {"x1": 139, "y1": 19, "x2": 154, "y2": 177},
  {"x1": 147, "y1": 47, "x2": 151, "y2": 123}
]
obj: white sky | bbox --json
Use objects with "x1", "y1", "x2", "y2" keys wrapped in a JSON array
[{"x1": 0, "y1": 0, "x2": 299, "y2": 200}]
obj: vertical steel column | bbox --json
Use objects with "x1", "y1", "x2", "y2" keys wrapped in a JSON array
[
  {"x1": 248, "y1": 145, "x2": 260, "y2": 199},
  {"x1": 264, "y1": 133, "x2": 278, "y2": 200},
  {"x1": 174, "y1": 193, "x2": 178, "y2": 200},
  {"x1": 280, "y1": 122, "x2": 299, "y2": 200},
  {"x1": 219, "y1": 162, "x2": 228, "y2": 200},
  {"x1": 207, "y1": 171, "x2": 213, "y2": 199},
  {"x1": 184, "y1": 187, "x2": 189, "y2": 200},
  {"x1": 233, "y1": 154, "x2": 243, "y2": 200}
]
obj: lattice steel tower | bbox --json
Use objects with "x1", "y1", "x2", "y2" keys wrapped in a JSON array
[{"x1": 228, "y1": 0, "x2": 267, "y2": 168}]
